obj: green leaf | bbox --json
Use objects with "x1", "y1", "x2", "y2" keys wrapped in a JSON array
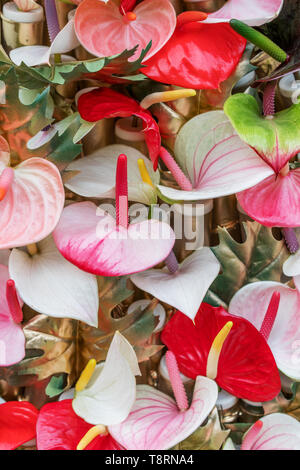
[
  {"x1": 46, "y1": 374, "x2": 67, "y2": 398},
  {"x1": 204, "y1": 221, "x2": 289, "y2": 308}
]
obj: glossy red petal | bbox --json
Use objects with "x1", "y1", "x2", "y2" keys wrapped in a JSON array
[
  {"x1": 37, "y1": 400, "x2": 122, "y2": 450},
  {"x1": 0, "y1": 401, "x2": 38, "y2": 450},
  {"x1": 161, "y1": 303, "x2": 281, "y2": 402},
  {"x1": 143, "y1": 23, "x2": 246, "y2": 90},
  {"x1": 78, "y1": 88, "x2": 160, "y2": 168}
]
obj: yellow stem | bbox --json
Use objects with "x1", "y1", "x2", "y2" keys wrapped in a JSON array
[
  {"x1": 76, "y1": 425, "x2": 108, "y2": 450},
  {"x1": 140, "y1": 89, "x2": 196, "y2": 109},
  {"x1": 75, "y1": 358, "x2": 97, "y2": 392},
  {"x1": 137, "y1": 158, "x2": 154, "y2": 187},
  {"x1": 206, "y1": 321, "x2": 233, "y2": 380}
]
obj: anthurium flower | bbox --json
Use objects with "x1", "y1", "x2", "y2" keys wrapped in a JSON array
[
  {"x1": 0, "y1": 136, "x2": 64, "y2": 249},
  {"x1": 74, "y1": 0, "x2": 176, "y2": 62},
  {"x1": 14, "y1": 0, "x2": 39, "y2": 11},
  {"x1": 131, "y1": 249, "x2": 220, "y2": 322},
  {"x1": 53, "y1": 154, "x2": 175, "y2": 276},
  {"x1": 142, "y1": 11, "x2": 247, "y2": 89},
  {"x1": 161, "y1": 303, "x2": 281, "y2": 402},
  {"x1": 9, "y1": 18, "x2": 79, "y2": 67},
  {"x1": 156, "y1": 111, "x2": 274, "y2": 202},
  {"x1": 240, "y1": 414, "x2": 300, "y2": 450},
  {"x1": 8, "y1": 236, "x2": 99, "y2": 327},
  {"x1": 0, "y1": 401, "x2": 39, "y2": 450},
  {"x1": 224, "y1": 94, "x2": 300, "y2": 227},
  {"x1": 229, "y1": 282, "x2": 300, "y2": 381},
  {"x1": 109, "y1": 351, "x2": 218, "y2": 450},
  {"x1": 0, "y1": 264, "x2": 25, "y2": 366},
  {"x1": 77, "y1": 87, "x2": 161, "y2": 169},
  {"x1": 64, "y1": 144, "x2": 159, "y2": 205}
]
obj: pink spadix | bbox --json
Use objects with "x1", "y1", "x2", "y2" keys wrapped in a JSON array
[
  {"x1": 164, "y1": 251, "x2": 179, "y2": 274},
  {"x1": 241, "y1": 420, "x2": 263, "y2": 450},
  {"x1": 260, "y1": 291, "x2": 280, "y2": 341},
  {"x1": 159, "y1": 147, "x2": 193, "y2": 192},
  {"x1": 115, "y1": 154, "x2": 128, "y2": 229},
  {"x1": 6, "y1": 280, "x2": 23, "y2": 324},
  {"x1": 0, "y1": 168, "x2": 14, "y2": 202},
  {"x1": 165, "y1": 350, "x2": 188, "y2": 412},
  {"x1": 282, "y1": 228, "x2": 299, "y2": 254}
]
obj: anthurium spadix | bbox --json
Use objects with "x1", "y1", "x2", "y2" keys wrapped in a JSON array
[
  {"x1": 229, "y1": 283, "x2": 300, "y2": 381},
  {"x1": 74, "y1": 0, "x2": 176, "y2": 62},
  {"x1": 0, "y1": 401, "x2": 39, "y2": 450},
  {"x1": 283, "y1": 228, "x2": 300, "y2": 276},
  {"x1": 161, "y1": 303, "x2": 281, "y2": 402},
  {"x1": 0, "y1": 136, "x2": 64, "y2": 249},
  {"x1": 0, "y1": 264, "x2": 25, "y2": 366},
  {"x1": 224, "y1": 94, "x2": 300, "y2": 227},
  {"x1": 131, "y1": 249, "x2": 220, "y2": 322},
  {"x1": 109, "y1": 351, "x2": 218, "y2": 450},
  {"x1": 53, "y1": 154, "x2": 175, "y2": 276},
  {"x1": 8, "y1": 236, "x2": 99, "y2": 327},
  {"x1": 64, "y1": 144, "x2": 159, "y2": 205},
  {"x1": 9, "y1": 18, "x2": 79, "y2": 66},
  {"x1": 156, "y1": 111, "x2": 274, "y2": 202}
]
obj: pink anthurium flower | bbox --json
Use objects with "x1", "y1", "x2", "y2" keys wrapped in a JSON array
[
  {"x1": 161, "y1": 303, "x2": 281, "y2": 402},
  {"x1": 53, "y1": 154, "x2": 175, "y2": 276},
  {"x1": 0, "y1": 136, "x2": 64, "y2": 249},
  {"x1": 0, "y1": 401, "x2": 39, "y2": 450},
  {"x1": 109, "y1": 351, "x2": 218, "y2": 450},
  {"x1": 229, "y1": 282, "x2": 300, "y2": 381},
  {"x1": 0, "y1": 264, "x2": 25, "y2": 366},
  {"x1": 224, "y1": 94, "x2": 300, "y2": 227},
  {"x1": 156, "y1": 111, "x2": 274, "y2": 202},
  {"x1": 240, "y1": 414, "x2": 300, "y2": 450},
  {"x1": 74, "y1": 0, "x2": 176, "y2": 62},
  {"x1": 131, "y1": 249, "x2": 220, "y2": 322}
]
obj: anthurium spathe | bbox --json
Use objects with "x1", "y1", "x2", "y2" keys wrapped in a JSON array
[
  {"x1": 0, "y1": 401, "x2": 39, "y2": 450},
  {"x1": 109, "y1": 351, "x2": 218, "y2": 450},
  {"x1": 53, "y1": 154, "x2": 175, "y2": 276},
  {"x1": 229, "y1": 282, "x2": 300, "y2": 381},
  {"x1": 8, "y1": 236, "x2": 99, "y2": 327},
  {"x1": 224, "y1": 94, "x2": 300, "y2": 227},
  {"x1": 161, "y1": 303, "x2": 281, "y2": 402},
  {"x1": 131, "y1": 249, "x2": 220, "y2": 322},
  {"x1": 0, "y1": 264, "x2": 25, "y2": 366},
  {"x1": 0, "y1": 136, "x2": 64, "y2": 249},
  {"x1": 77, "y1": 87, "x2": 161, "y2": 169},
  {"x1": 64, "y1": 144, "x2": 159, "y2": 205},
  {"x1": 74, "y1": 0, "x2": 176, "y2": 62},
  {"x1": 156, "y1": 111, "x2": 274, "y2": 202}
]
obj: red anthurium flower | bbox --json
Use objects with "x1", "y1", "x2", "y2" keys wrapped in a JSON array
[
  {"x1": 37, "y1": 400, "x2": 122, "y2": 450},
  {"x1": 161, "y1": 303, "x2": 281, "y2": 402},
  {"x1": 143, "y1": 12, "x2": 247, "y2": 90},
  {"x1": 0, "y1": 401, "x2": 39, "y2": 450},
  {"x1": 78, "y1": 88, "x2": 161, "y2": 169}
]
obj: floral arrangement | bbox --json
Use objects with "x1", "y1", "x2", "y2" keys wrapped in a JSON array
[{"x1": 0, "y1": 0, "x2": 300, "y2": 452}]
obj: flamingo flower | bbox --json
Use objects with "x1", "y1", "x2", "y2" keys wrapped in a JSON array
[
  {"x1": 74, "y1": 0, "x2": 176, "y2": 62},
  {"x1": 154, "y1": 111, "x2": 274, "y2": 202},
  {"x1": 229, "y1": 284, "x2": 300, "y2": 381},
  {"x1": 37, "y1": 332, "x2": 140, "y2": 450},
  {"x1": 0, "y1": 401, "x2": 39, "y2": 450},
  {"x1": 224, "y1": 94, "x2": 300, "y2": 227},
  {"x1": 161, "y1": 302, "x2": 281, "y2": 402},
  {"x1": 53, "y1": 154, "x2": 175, "y2": 276},
  {"x1": 0, "y1": 136, "x2": 64, "y2": 249},
  {"x1": 0, "y1": 264, "x2": 25, "y2": 366},
  {"x1": 131, "y1": 249, "x2": 220, "y2": 322},
  {"x1": 108, "y1": 351, "x2": 218, "y2": 450}
]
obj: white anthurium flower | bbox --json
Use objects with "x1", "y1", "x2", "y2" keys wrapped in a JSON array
[
  {"x1": 131, "y1": 248, "x2": 220, "y2": 321},
  {"x1": 283, "y1": 228, "x2": 300, "y2": 277},
  {"x1": 0, "y1": 397, "x2": 6, "y2": 404},
  {"x1": 8, "y1": 236, "x2": 99, "y2": 327},
  {"x1": 64, "y1": 144, "x2": 160, "y2": 205},
  {"x1": 9, "y1": 18, "x2": 80, "y2": 67},
  {"x1": 72, "y1": 331, "x2": 141, "y2": 426}
]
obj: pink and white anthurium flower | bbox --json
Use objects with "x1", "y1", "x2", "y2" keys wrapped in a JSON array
[
  {"x1": 53, "y1": 154, "x2": 175, "y2": 276},
  {"x1": 240, "y1": 414, "x2": 300, "y2": 450},
  {"x1": 0, "y1": 136, "x2": 64, "y2": 249},
  {"x1": 229, "y1": 283, "x2": 300, "y2": 381},
  {"x1": 8, "y1": 236, "x2": 99, "y2": 328},
  {"x1": 224, "y1": 94, "x2": 300, "y2": 227},
  {"x1": 0, "y1": 264, "x2": 25, "y2": 366},
  {"x1": 109, "y1": 351, "x2": 218, "y2": 450},
  {"x1": 131, "y1": 249, "x2": 220, "y2": 322},
  {"x1": 156, "y1": 111, "x2": 274, "y2": 202}
]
